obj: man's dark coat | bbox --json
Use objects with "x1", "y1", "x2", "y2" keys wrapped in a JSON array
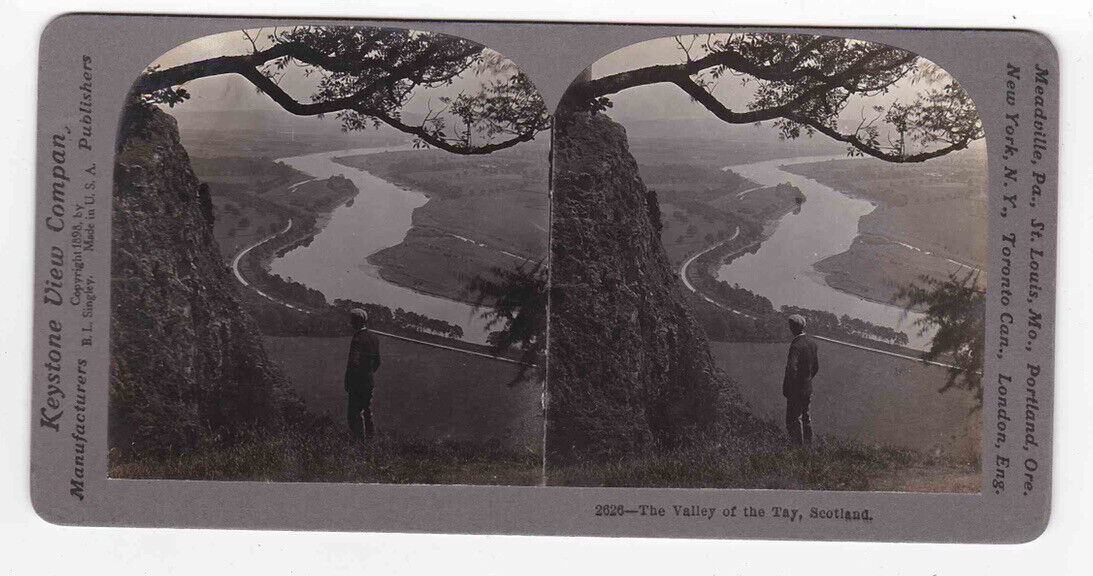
[
  {"x1": 345, "y1": 328, "x2": 381, "y2": 391},
  {"x1": 782, "y1": 333, "x2": 819, "y2": 398}
]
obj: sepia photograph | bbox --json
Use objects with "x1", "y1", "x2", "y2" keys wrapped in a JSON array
[
  {"x1": 108, "y1": 26, "x2": 551, "y2": 484},
  {"x1": 21, "y1": 7, "x2": 1066, "y2": 548},
  {"x1": 16, "y1": 2, "x2": 1071, "y2": 559},
  {"x1": 547, "y1": 33, "x2": 986, "y2": 491},
  {"x1": 108, "y1": 28, "x2": 990, "y2": 491}
]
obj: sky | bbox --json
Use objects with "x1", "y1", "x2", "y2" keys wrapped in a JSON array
[{"x1": 152, "y1": 29, "x2": 290, "y2": 113}]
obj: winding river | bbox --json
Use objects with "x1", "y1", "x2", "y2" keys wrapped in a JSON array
[
  {"x1": 269, "y1": 146, "x2": 494, "y2": 344},
  {"x1": 270, "y1": 148, "x2": 938, "y2": 349},
  {"x1": 717, "y1": 156, "x2": 934, "y2": 350}
]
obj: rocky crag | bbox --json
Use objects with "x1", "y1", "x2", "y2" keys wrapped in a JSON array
[
  {"x1": 110, "y1": 104, "x2": 295, "y2": 457},
  {"x1": 548, "y1": 110, "x2": 733, "y2": 461}
]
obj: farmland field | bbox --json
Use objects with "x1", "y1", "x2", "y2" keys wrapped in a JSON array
[{"x1": 331, "y1": 144, "x2": 549, "y2": 304}]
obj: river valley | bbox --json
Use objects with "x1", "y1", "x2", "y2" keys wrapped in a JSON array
[
  {"x1": 269, "y1": 147, "x2": 495, "y2": 344},
  {"x1": 717, "y1": 156, "x2": 935, "y2": 350}
]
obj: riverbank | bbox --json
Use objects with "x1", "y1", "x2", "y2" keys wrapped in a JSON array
[
  {"x1": 710, "y1": 156, "x2": 946, "y2": 349},
  {"x1": 232, "y1": 219, "x2": 527, "y2": 359},
  {"x1": 195, "y1": 154, "x2": 359, "y2": 264},
  {"x1": 781, "y1": 151, "x2": 987, "y2": 305},
  {"x1": 814, "y1": 234, "x2": 979, "y2": 310},
  {"x1": 653, "y1": 159, "x2": 924, "y2": 351},
  {"x1": 330, "y1": 146, "x2": 548, "y2": 305},
  {"x1": 661, "y1": 155, "x2": 972, "y2": 354},
  {"x1": 198, "y1": 154, "x2": 517, "y2": 356},
  {"x1": 269, "y1": 148, "x2": 508, "y2": 342},
  {"x1": 367, "y1": 227, "x2": 530, "y2": 305},
  {"x1": 683, "y1": 220, "x2": 931, "y2": 356}
]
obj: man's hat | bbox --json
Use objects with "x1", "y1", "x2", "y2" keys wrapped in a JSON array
[
  {"x1": 350, "y1": 308, "x2": 368, "y2": 324},
  {"x1": 787, "y1": 314, "x2": 806, "y2": 331}
]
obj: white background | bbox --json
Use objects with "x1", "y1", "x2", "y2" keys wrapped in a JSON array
[{"x1": 2, "y1": 1, "x2": 1090, "y2": 573}]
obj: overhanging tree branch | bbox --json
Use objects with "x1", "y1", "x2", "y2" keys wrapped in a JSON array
[
  {"x1": 785, "y1": 111, "x2": 972, "y2": 163},
  {"x1": 133, "y1": 27, "x2": 550, "y2": 155},
  {"x1": 561, "y1": 34, "x2": 982, "y2": 163}
]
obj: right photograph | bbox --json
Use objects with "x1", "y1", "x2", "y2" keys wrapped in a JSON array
[{"x1": 547, "y1": 33, "x2": 986, "y2": 491}]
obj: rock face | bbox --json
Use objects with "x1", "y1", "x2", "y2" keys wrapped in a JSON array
[
  {"x1": 110, "y1": 104, "x2": 290, "y2": 456},
  {"x1": 548, "y1": 110, "x2": 722, "y2": 460}
]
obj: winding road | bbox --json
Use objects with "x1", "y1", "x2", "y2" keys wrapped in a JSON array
[
  {"x1": 231, "y1": 218, "x2": 310, "y2": 313},
  {"x1": 678, "y1": 225, "x2": 758, "y2": 320},
  {"x1": 229, "y1": 217, "x2": 532, "y2": 367}
]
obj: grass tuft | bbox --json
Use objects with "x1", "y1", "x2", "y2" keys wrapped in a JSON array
[{"x1": 109, "y1": 415, "x2": 542, "y2": 486}]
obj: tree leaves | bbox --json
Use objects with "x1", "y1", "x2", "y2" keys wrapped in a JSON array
[
  {"x1": 466, "y1": 260, "x2": 548, "y2": 384},
  {"x1": 564, "y1": 33, "x2": 983, "y2": 163},
  {"x1": 135, "y1": 26, "x2": 550, "y2": 155},
  {"x1": 897, "y1": 271, "x2": 985, "y2": 408}
]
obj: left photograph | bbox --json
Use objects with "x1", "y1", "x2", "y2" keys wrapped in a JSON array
[{"x1": 109, "y1": 26, "x2": 551, "y2": 484}]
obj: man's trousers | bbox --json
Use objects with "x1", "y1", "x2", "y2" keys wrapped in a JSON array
[
  {"x1": 785, "y1": 394, "x2": 813, "y2": 445},
  {"x1": 347, "y1": 384, "x2": 375, "y2": 439}
]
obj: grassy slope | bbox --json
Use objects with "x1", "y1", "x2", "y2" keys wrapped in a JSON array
[
  {"x1": 548, "y1": 438, "x2": 974, "y2": 492},
  {"x1": 112, "y1": 333, "x2": 544, "y2": 485},
  {"x1": 263, "y1": 334, "x2": 543, "y2": 453},
  {"x1": 549, "y1": 340, "x2": 981, "y2": 492},
  {"x1": 110, "y1": 425, "x2": 542, "y2": 485},
  {"x1": 711, "y1": 340, "x2": 982, "y2": 463},
  {"x1": 548, "y1": 132, "x2": 979, "y2": 491}
]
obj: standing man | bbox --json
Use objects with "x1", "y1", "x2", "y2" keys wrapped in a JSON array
[
  {"x1": 345, "y1": 308, "x2": 381, "y2": 440},
  {"x1": 783, "y1": 314, "x2": 819, "y2": 446}
]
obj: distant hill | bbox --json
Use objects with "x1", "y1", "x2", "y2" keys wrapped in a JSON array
[
  {"x1": 167, "y1": 108, "x2": 409, "y2": 158},
  {"x1": 171, "y1": 108, "x2": 369, "y2": 135},
  {"x1": 610, "y1": 116, "x2": 846, "y2": 152}
]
